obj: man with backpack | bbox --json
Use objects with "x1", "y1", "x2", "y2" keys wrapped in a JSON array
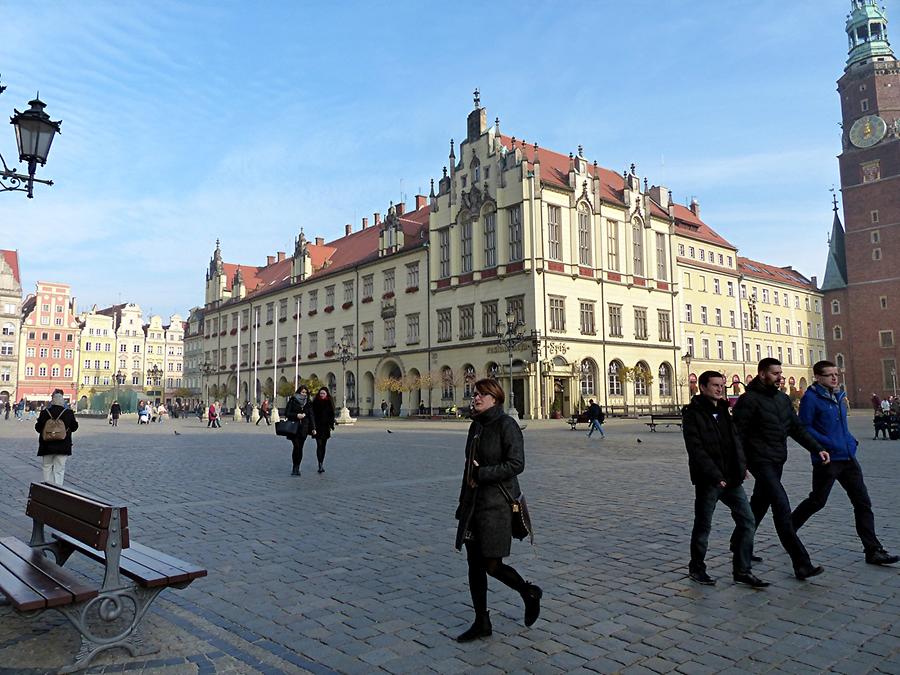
[
  {"x1": 586, "y1": 399, "x2": 605, "y2": 438},
  {"x1": 34, "y1": 389, "x2": 78, "y2": 486}
]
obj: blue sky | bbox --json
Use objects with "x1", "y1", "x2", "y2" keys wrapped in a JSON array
[{"x1": 0, "y1": 1, "x2": 863, "y2": 319}]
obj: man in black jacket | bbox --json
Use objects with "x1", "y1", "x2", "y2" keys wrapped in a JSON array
[
  {"x1": 733, "y1": 359, "x2": 830, "y2": 580},
  {"x1": 683, "y1": 371, "x2": 768, "y2": 588}
]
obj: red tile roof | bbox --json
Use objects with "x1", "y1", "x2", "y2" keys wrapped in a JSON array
[
  {"x1": 218, "y1": 203, "x2": 430, "y2": 303},
  {"x1": 0, "y1": 250, "x2": 19, "y2": 284},
  {"x1": 738, "y1": 257, "x2": 817, "y2": 290}
]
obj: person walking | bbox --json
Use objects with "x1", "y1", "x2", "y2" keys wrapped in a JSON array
[
  {"x1": 34, "y1": 389, "x2": 78, "y2": 486},
  {"x1": 454, "y1": 378, "x2": 541, "y2": 642},
  {"x1": 256, "y1": 397, "x2": 271, "y2": 426},
  {"x1": 870, "y1": 392, "x2": 881, "y2": 411},
  {"x1": 683, "y1": 371, "x2": 768, "y2": 588},
  {"x1": 109, "y1": 400, "x2": 121, "y2": 427},
  {"x1": 284, "y1": 386, "x2": 316, "y2": 476},
  {"x1": 208, "y1": 400, "x2": 220, "y2": 428},
  {"x1": 4, "y1": 400, "x2": 9, "y2": 420},
  {"x1": 586, "y1": 399, "x2": 605, "y2": 438},
  {"x1": 791, "y1": 361, "x2": 899, "y2": 566},
  {"x1": 732, "y1": 358, "x2": 830, "y2": 580},
  {"x1": 311, "y1": 387, "x2": 336, "y2": 474},
  {"x1": 381, "y1": 399, "x2": 388, "y2": 418}
]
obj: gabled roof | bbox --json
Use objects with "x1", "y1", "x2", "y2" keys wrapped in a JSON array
[
  {"x1": 822, "y1": 209, "x2": 848, "y2": 291},
  {"x1": 738, "y1": 257, "x2": 817, "y2": 291},
  {"x1": 0, "y1": 250, "x2": 20, "y2": 284}
]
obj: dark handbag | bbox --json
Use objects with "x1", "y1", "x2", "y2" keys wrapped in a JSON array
[
  {"x1": 275, "y1": 420, "x2": 299, "y2": 437},
  {"x1": 499, "y1": 484, "x2": 533, "y2": 544}
]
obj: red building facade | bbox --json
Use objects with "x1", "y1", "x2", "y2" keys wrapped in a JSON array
[
  {"x1": 823, "y1": 1, "x2": 900, "y2": 406},
  {"x1": 18, "y1": 282, "x2": 80, "y2": 403}
]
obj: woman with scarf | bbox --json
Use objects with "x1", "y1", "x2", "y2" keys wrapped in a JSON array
[
  {"x1": 284, "y1": 385, "x2": 316, "y2": 476},
  {"x1": 311, "y1": 387, "x2": 336, "y2": 474},
  {"x1": 454, "y1": 378, "x2": 541, "y2": 642}
]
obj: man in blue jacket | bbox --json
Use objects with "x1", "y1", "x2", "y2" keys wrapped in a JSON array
[{"x1": 792, "y1": 361, "x2": 899, "y2": 566}]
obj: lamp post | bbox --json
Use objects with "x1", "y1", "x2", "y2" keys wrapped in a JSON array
[
  {"x1": 892, "y1": 368, "x2": 897, "y2": 400},
  {"x1": 496, "y1": 309, "x2": 527, "y2": 418},
  {"x1": 333, "y1": 335, "x2": 356, "y2": 425},
  {"x1": 200, "y1": 361, "x2": 214, "y2": 412},
  {"x1": 147, "y1": 364, "x2": 162, "y2": 405},
  {"x1": 681, "y1": 352, "x2": 692, "y2": 403},
  {"x1": 113, "y1": 369, "x2": 125, "y2": 406},
  {"x1": 0, "y1": 83, "x2": 61, "y2": 198}
]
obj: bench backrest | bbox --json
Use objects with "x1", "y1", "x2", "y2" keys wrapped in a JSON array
[{"x1": 26, "y1": 482, "x2": 129, "y2": 551}]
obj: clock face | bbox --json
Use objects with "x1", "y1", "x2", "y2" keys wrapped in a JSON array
[{"x1": 849, "y1": 115, "x2": 887, "y2": 148}]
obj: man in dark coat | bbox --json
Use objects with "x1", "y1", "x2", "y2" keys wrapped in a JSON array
[
  {"x1": 586, "y1": 399, "x2": 604, "y2": 438},
  {"x1": 683, "y1": 371, "x2": 768, "y2": 588},
  {"x1": 792, "y1": 361, "x2": 899, "y2": 566},
  {"x1": 109, "y1": 401, "x2": 121, "y2": 427},
  {"x1": 35, "y1": 389, "x2": 78, "y2": 486},
  {"x1": 733, "y1": 358, "x2": 830, "y2": 580}
]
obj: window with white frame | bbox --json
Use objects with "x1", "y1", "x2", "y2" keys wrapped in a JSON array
[
  {"x1": 580, "y1": 302, "x2": 595, "y2": 335},
  {"x1": 343, "y1": 280, "x2": 354, "y2": 304},
  {"x1": 549, "y1": 297, "x2": 566, "y2": 331},
  {"x1": 608, "y1": 362, "x2": 623, "y2": 396},
  {"x1": 548, "y1": 205, "x2": 562, "y2": 261},
  {"x1": 439, "y1": 229, "x2": 451, "y2": 277},
  {"x1": 656, "y1": 233, "x2": 667, "y2": 280},
  {"x1": 508, "y1": 206, "x2": 523, "y2": 261},
  {"x1": 406, "y1": 314, "x2": 420, "y2": 344},
  {"x1": 632, "y1": 220, "x2": 644, "y2": 277},
  {"x1": 406, "y1": 263, "x2": 419, "y2": 289},
  {"x1": 578, "y1": 206, "x2": 592, "y2": 266},
  {"x1": 607, "y1": 221, "x2": 619, "y2": 270},
  {"x1": 383, "y1": 269, "x2": 395, "y2": 294},
  {"x1": 658, "y1": 363, "x2": 672, "y2": 397},
  {"x1": 634, "y1": 308, "x2": 648, "y2": 340},
  {"x1": 482, "y1": 301, "x2": 498, "y2": 336},
  {"x1": 362, "y1": 322, "x2": 374, "y2": 350},
  {"x1": 437, "y1": 310, "x2": 452, "y2": 342},
  {"x1": 459, "y1": 305, "x2": 475, "y2": 339},
  {"x1": 484, "y1": 212, "x2": 497, "y2": 268},
  {"x1": 658, "y1": 310, "x2": 671, "y2": 341},
  {"x1": 383, "y1": 319, "x2": 395, "y2": 347},
  {"x1": 609, "y1": 305, "x2": 623, "y2": 337},
  {"x1": 362, "y1": 275, "x2": 373, "y2": 299},
  {"x1": 460, "y1": 221, "x2": 473, "y2": 273}
]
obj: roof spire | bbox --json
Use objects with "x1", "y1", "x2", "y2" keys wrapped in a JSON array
[
  {"x1": 846, "y1": 0, "x2": 894, "y2": 69},
  {"x1": 473, "y1": 87, "x2": 481, "y2": 109},
  {"x1": 822, "y1": 190, "x2": 849, "y2": 290}
]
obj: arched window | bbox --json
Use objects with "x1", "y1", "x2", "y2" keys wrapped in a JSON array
[
  {"x1": 833, "y1": 325, "x2": 843, "y2": 340},
  {"x1": 580, "y1": 359, "x2": 597, "y2": 397},
  {"x1": 634, "y1": 362, "x2": 650, "y2": 397},
  {"x1": 658, "y1": 363, "x2": 672, "y2": 397},
  {"x1": 608, "y1": 361, "x2": 623, "y2": 396},
  {"x1": 327, "y1": 373, "x2": 337, "y2": 395},
  {"x1": 578, "y1": 203, "x2": 592, "y2": 266},
  {"x1": 441, "y1": 366, "x2": 455, "y2": 400},
  {"x1": 463, "y1": 365, "x2": 476, "y2": 398},
  {"x1": 831, "y1": 299, "x2": 841, "y2": 315},
  {"x1": 835, "y1": 353, "x2": 845, "y2": 370},
  {"x1": 632, "y1": 219, "x2": 644, "y2": 277},
  {"x1": 346, "y1": 372, "x2": 356, "y2": 402}
]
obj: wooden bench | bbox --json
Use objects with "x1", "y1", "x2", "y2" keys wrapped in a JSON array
[
  {"x1": 645, "y1": 413, "x2": 683, "y2": 432},
  {"x1": 567, "y1": 413, "x2": 589, "y2": 430},
  {"x1": 0, "y1": 482, "x2": 207, "y2": 673}
]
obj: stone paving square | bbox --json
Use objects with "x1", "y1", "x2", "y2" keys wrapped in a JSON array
[{"x1": 0, "y1": 413, "x2": 899, "y2": 674}]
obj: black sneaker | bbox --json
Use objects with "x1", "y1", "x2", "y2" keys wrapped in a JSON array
[
  {"x1": 733, "y1": 572, "x2": 770, "y2": 588},
  {"x1": 689, "y1": 570, "x2": 716, "y2": 585},
  {"x1": 455, "y1": 613, "x2": 492, "y2": 642},
  {"x1": 794, "y1": 564, "x2": 824, "y2": 580},
  {"x1": 866, "y1": 549, "x2": 900, "y2": 565}
]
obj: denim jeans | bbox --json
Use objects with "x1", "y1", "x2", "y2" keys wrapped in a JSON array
[
  {"x1": 587, "y1": 419, "x2": 604, "y2": 437},
  {"x1": 742, "y1": 462, "x2": 812, "y2": 569},
  {"x1": 792, "y1": 459, "x2": 882, "y2": 553},
  {"x1": 690, "y1": 484, "x2": 756, "y2": 574}
]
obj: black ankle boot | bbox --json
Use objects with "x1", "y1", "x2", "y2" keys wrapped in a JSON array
[
  {"x1": 522, "y1": 583, "x2": 542, "y2": 626},
  {"x1": 317, "y1": 463, "x2": 325, "y2": 474},
  {"x1": 455, "y1": 613, "x2": 492, "y2": 642},
  {"x1": 291, "y1": 466, "x2": 300, "y2": 476}
]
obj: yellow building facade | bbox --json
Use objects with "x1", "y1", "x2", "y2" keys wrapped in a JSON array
[
  {"x1": 199, "y1": 100, "x2": 823, "y2": 418},
  {"x1": 76, "y1": 308, "x2": 116, "y2": 399}
]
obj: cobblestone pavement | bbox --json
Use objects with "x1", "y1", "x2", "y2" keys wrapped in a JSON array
[{"x1": 0, "y1": 412, "x2": 899, "y2": 674}]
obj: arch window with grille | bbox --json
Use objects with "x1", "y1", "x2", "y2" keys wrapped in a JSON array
[
  {"x1": 658, "y1": 363, "x2": 672, "y2": 397},
  {"x1": 441, "y1": 367, "x2": 455, "y2": 400},
  {"x1": 634, "y1": 363, "x2": 649, "y2": 397},
  {"x1": 346, "y1": 372, "x2": 356, "y2": 402},
  {"x1": 580, "y1": 360, "x2": 597, "y2": 397},
  {"x1": 608, "y1": 361, "x2": 623, "y2": 396}
]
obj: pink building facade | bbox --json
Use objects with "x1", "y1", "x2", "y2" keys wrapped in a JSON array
[{"x1": 18, "y1": 282, "x2": 79, "y2": 403}]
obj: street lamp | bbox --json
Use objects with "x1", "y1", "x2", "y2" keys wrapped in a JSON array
[
  {"x1": 0, "y1": 83, "x2": 61, "y2": 198},
  {"x1": 200, "y1": 361, "x2": 214, "y2": 409},
  {"x1": 681, "y1": 352, "x2": 693, "y2": 403},
  {"x1": 333, "y1": 335, "x2": 356, "y2": 425},
  {"x1": 496, "y1": 309, "x2": 527, "y2": 418},
  {"x1": 892, "y1": 368, "x2": 897, "y2": 400},
  {"x1": 147, "y1": 364, "x2": 162, "y2": 405},
  {"x1": 113, "y1": 370, "x2": 125, "y2": 406}
]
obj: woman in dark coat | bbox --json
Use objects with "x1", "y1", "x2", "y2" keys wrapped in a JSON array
[
  {"x1": 109, "y1": 401, "x2": 121, "y2": 427},
  {"x1": 454, "y1": 379, "x2": 541, "y2": 642},
  {"x1": 311, "y1": 387, "x2": 336, "y2": 474},
  {"x1": 35, "y1": 389, "x2": 78, "y2": 486},
  {"x1": 284, "y1": 385, "x2": 316, "y2": 476}
]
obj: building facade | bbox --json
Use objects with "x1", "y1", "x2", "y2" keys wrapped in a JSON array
[
  {"x1": 18, "y1": 282, "x2": 79, "y2": 403},
  {"x1": 76, "y1": 307, "x2": 116, "y2": 402},
  {"x1": 183, "y1": 307, "x2": 205, "y2": 407},
  {"x1": 0, "y1": 250, "x2": 22, "y2": 405},
  {"x1": 199, "y1": 99, "x2": 824, "y2": 418},
  {"x1": 824, "y1": 0, "x2": 900, "y2": 406}
]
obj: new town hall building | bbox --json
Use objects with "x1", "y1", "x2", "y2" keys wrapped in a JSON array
[{"x1": 198, "y1": 100, "x2": 826, "y2": 419}]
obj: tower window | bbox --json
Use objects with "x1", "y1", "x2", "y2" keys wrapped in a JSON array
[
  {"x1": 873, "y1": 248, "x2": 882, "y2": 261},
  {"x1": 871, "y1": 230, "x2": 880, "y2": 244},
  {"x1": 861, "y1": 98, "x2": 870, "y2": 112},
  {"x1": 831, "y1": 300, "x2": 841, "y2": 315},
  {"x1": 880, "y1": 331, "x2": 895, "y2": 348},
  {"x1": 872, "y1": 210, "x2": 880, "y2": 224},
  {"x1": 881, "y1": 296, "x2": 888, "y2": 309}
]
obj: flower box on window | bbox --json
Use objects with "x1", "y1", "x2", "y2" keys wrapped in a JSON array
[
  {"x1": 241, "y1": 326, "x2": 249, "y2": 332},
  {"x1": 324, "y1": 306, "x2": 335, "y2": 313},
  {"x1": 266, "y1": 320, "x2": 274, "y2": 326},
  {"x1": 240, "y1": 361, "x2": 248, "y2": 367},
  {"x1": 405, "y1": 286, "x2": 418, "y2": 294},
  {"x1": 362, "y1": 296, "x2": 373, "y2": 304},
  {"x1": 324, "y1": 350, "x2": 335, "y2": 357},
  {"x1": 277, "y1": 357, "x2": 287, "y2": 363},
  {"x1": 219, "y1": 330, "x2": 227, "y2": 336},
  {"x1": 307, "y1": 352, "x2": 317, "y2": 359},
  {"x1": 308, "y1": 310, "x2": 317, "y2": 317},
  {"x1": 279, "y1": 317, "x2": 287, "y2": 323},
  {"x1": 264, "y1": 359, "x2": 273, "y2": 365},
  {"x1": 382, "y1": 291, "x2": 395, "y2": 300},
  {"x1": 230, "y1": 364, "x2": 237, "y2": 370},
  {"x1": 342, "y1": 301, "x2": 353, "y2": 310},
  {"x1": 292, "y1": 313, "x2": 299, "y2": 319},
  {"x1": 230, "y1": 328, "x2": 238, "y2": 335}
]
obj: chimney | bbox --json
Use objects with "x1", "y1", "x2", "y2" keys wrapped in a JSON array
[
  {"x1": 345, "y1": 223, "x2": 352, "y2": 236},
  {"x1": 811, "y1": 276, "x2": 818, "y2": 288},
  {"x1": 315, "y1": 236, "x2": 324, "y2": 246},
  {"x1": 374, "y1": 212, "x2": 381, "y2": 226},
  {"x1": 362, "y1": 217, "x2": 369, "y2": 229},
  {"x1": 276, "y1": 251, "x2": 285, "y2": 262},
  {"x1": 396, "y1": 202, "x2": 405, "y2": 216},
  {"x1": 416, "y1": 194, "x2": 427, "y2": 210},
  {"x1": 689, "y1": 197, "x2": 700, "y2": 218},
  {"x1": 267, "y1": 255, "x2": 275, "y2": 266}
]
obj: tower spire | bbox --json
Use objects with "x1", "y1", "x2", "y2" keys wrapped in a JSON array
[
  {"x1": 822, "y1": 194, "x2": 849, "y2": 291},
  {"x1": 846, "y1": 0, "x2": 894, "y2": 70}
]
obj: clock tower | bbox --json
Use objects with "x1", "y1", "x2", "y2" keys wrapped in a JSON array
[{"x1": 825, "y1": 0, "x2": 900, "y2": 405}]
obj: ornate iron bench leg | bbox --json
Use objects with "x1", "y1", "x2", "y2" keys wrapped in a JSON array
[{"x1": 56, "y1": 586, "x2": 163, "y2": 674}]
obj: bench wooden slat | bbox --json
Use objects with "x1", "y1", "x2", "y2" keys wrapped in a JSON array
[
  {"x1": 0, "y1": 537, "x2": 98, "y2": 604},
  {"x1": 26, "y1": 501, "x2": 109, "y2": 551},
  {"x1": 0, "y1": 557, "x2": 48, "y2": 611},
  {"x1": 128, "y1": 542, "x2": 207, "y2": 580},
  {"x1": 29, "y1": 483, "x2": 113, "y2": 529},
  {"x1": 53, "y1": 533, "x2": 171, "y2": 588}
]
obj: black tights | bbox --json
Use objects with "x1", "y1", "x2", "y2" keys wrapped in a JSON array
[{"x1": 465, "y1": 542, "x2": 527, "y2": 617}]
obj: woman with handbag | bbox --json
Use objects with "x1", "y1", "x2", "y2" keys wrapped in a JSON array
[
  {"x1": 311, "y1": 387, "x2": 336, "y2": 474},
  {"x1": 454, "y1": 379, "x2": 541, "y2": 642},
  {"x1": 284, "y1": 386, "x2": 316, "y2": 476}
]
